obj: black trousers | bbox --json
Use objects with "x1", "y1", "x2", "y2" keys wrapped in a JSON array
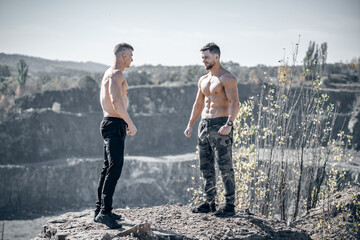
[{"x1": 96, "y1": 117, "x2": 127, "y2": 213}]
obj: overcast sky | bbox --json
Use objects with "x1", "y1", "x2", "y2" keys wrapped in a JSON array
[{"x1": 0, "y1": 0, "x2": 359, "y2": 67}]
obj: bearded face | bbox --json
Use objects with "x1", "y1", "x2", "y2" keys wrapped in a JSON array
[
  {"x1": 202, "y1": 50, "x2": 217, "y2": 70},
  {"x1": 205, "y1": 62, "x2": 215, "y2": 70}
]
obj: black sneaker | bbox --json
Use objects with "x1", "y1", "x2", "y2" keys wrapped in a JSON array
[
  {"x1": 94, "y1": 209, "x2": 122, "y2": 222},
  {"x1": 111, "y1": 212, "x2": 122, "y2": 220},
  {"x1": 192, "y1": 202, "x2": 216, "y2": 213},
  {"x1": 94, "y1": 212, "x2": 122, "y2": 229},
  {"x1": 213, "y1": 204, "x2": 235, "y2": 217}
]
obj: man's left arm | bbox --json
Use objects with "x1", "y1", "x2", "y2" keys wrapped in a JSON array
[{"x1": 218, "y1": 75, "x2": 240, "y2": 135}]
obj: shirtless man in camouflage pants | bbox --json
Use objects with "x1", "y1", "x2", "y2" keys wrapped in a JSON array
[{"x1": 184, "y1": 43, "x2": 240, "y2": 217}]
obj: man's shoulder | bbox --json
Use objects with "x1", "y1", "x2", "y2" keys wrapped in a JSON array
[
  {"x1": 220, "y1": 71, "x2": 237, "y2": 83},
  {"x1": 198, "y1": 73, "x2": 210, "y2": 82},
  {"x1": 111, "y1": 69, "x2": 124, "y2": 77},
  {"x1": 109, "y1": 70, "x2": 125, "y2": 82}
]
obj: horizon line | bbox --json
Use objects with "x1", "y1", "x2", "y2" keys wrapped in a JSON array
[{"x1": 1, "y1": 52, "x2": 359, "y2": 69}]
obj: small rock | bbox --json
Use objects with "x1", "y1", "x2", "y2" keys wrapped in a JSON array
[
  {"x1": 202, "y1": 216, "x2": 210, "y2": 221},
  {"x1": 245, "y1": 208, "x2": 253, "y2": 215}
]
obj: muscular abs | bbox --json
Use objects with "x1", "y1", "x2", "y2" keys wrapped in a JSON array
[{"x1": 200, "y1": 74, "x2": 230, "y2": 119}]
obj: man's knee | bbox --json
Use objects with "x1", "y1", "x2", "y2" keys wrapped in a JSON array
[
  {"x1": 107, "y1": 162, "x2": 123, "y2": 176},
  {"x1": 217, "y1": 153, "x2": 233, "y2": 170},
  {"x1": 218, "y1": 163, "x2": 234, "y2": 175},
  {"x1": 199, "y1": 148, "x2": 213, "y2": 161},
  {"x1": 200, "y1": 161, "x2": 214, "y2": 172}
]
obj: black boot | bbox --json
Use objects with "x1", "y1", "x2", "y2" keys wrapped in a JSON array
[
  {"x1": 192, "y1": 202, "x2": 216, "y2": 213},
  {"x1": 213, "y1": 204, "x2": 235, "y2": 217},
  {"x1": 95, "y1": 211, "x2": 122, "y2": 229},
  {"x1": 111, "y1": 212, "x2": 122, "y2": 220},
  {"x1": 94, "y1": 209, "x2": 122, "y2": 222}
]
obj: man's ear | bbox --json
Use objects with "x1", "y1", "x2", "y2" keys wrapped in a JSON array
[{"x1": 122, "y1": 52, "x2": 127, "y2": 60}]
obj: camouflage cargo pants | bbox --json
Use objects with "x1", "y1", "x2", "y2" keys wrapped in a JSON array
[{"x1": 198, "y1": 117, "x2": 235, "y2": 205}]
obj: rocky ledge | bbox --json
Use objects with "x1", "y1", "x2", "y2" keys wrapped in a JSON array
[{"x1": 33, "y1": 204, "x2": 310, "y2": 240}]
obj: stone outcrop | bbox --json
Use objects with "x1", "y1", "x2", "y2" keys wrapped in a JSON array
[{"x1": 33, "y1": 205, "x2": 311, "y2": 240}]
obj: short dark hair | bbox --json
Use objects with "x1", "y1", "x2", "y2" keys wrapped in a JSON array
[
  {"x1": 114, "y1": 43, "x2": 134, "y2": 55},
  {"x1": 200, "y1": 42, "x2": 220, "y2": 57}
]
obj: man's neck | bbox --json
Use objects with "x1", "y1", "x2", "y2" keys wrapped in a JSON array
[
  {"x1": 209, "y1": 64, "x2": 223, "y2": 76},
  {"x1": 114, "y1": 61, "x2": 125, "y2": 71}
]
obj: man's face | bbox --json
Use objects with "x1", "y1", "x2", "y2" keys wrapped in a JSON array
[
  {"x1": 202, "y1": 50, "x2": 216, "y2": 70},
  {"x1": 123, "y1": 49, "x2": 133, "y2": 68}
]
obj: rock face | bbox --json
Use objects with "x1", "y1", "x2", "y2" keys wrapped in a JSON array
[
  {"x1": 2, "y1": 83, "x2": 358, "y2": 164},
  {"x1": 1, "y1": 153, "x2": 359, "y2": 220},
  {"x1": 0, "y1": 84, "x2": 204, "y2": 164},
  {"x1": 33, "y1": 205, "x2": 311, "y2": 240},
  {"x1": 0, "y1": 155, "x2": 198, "y2": 219}
]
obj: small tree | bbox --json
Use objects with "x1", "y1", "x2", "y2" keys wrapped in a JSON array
[
  {"x1": 320, "y1": 42, "x2": 328, "y2": 73},
  {"x1": 303, "y1": 41, "x2": 316, "y2": 77},
  {"x1": 17, "y1": 59, "x2": 28, "y2": 87},
  {"x1": 303, "y1": 41, "x2": 328, "y2": 80}
]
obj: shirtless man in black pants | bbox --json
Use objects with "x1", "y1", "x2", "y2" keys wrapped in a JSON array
[{"x1": 94, "y1": 43, "x2": 137, "y2": 229}]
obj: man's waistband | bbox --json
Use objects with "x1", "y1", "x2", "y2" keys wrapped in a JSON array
[
  {"x1": 201, "y1": 116, "x2": 228, "y2": 124},
  {"x1": 103, "y1": 117, "x2": 127, "y2": 124}
]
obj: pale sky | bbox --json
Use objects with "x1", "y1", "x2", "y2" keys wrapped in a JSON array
[{"x1": 0, "y1": 0, "x2": 359, "y2": 67}]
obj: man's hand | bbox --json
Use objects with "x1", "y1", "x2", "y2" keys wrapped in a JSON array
[
  {"x1": 218, "y1": 125, "x2": 232, "y2": 135},
  {"x1": 184, "y1": 126, "x2": 192, "y2": 138},
  {"x1": 127, "y1": 123, "x2": 137, "y2": 136}
]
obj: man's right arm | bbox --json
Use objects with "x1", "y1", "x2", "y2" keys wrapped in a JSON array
[
  {"x1": 109, "y1": 71, "x2": 137, "y2": 136},
  {"x1": 184, "y1": 78, "x2": 205, "y2": 138}
]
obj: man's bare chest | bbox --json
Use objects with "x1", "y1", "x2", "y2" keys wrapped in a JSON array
[
  {"x1": 200, "y1": 76, "x2": 223, "y2": 96},
  {"x1": 123, "y1": 81, "x2": 129, "y2": 95}
]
